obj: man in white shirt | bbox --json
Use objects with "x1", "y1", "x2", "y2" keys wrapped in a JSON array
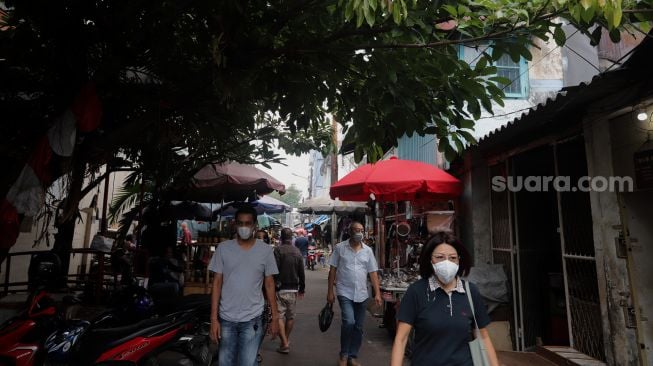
[{"x1": 327, "y1": 221, "x2": 382, "y2": 366}]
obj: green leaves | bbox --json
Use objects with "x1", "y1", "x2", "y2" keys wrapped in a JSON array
[
  {"x1": 6, "y1": 0, "x2": 653, "y2": 180},
  {"x1": 553, "y1": 25, "x2": 567, "y2": 47}
]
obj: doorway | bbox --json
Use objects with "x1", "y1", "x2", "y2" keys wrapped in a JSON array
[{"x1": 511, "y1": 145, "x2": 569, "y2": 349}]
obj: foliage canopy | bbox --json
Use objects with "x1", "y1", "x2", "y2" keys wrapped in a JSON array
[{"x1": 1, "y1": 0, "x2": 651, "y2": 196}]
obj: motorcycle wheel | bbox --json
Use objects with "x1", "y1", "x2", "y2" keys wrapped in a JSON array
[{"x1": 143, "y1": 339, "x2": 213, "y2": 366}]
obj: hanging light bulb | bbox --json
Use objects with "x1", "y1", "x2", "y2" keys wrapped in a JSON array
[{"x1": 637, "y1": 111, "x2": 648, "y2": 121}]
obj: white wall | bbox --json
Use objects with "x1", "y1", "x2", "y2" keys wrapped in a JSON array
[
  {"x1": 309, "y1": 122, "x2": 359, "y2": 198},
  {"x1": 5, "y1": 168, "x2": 131, "y2": 286}
]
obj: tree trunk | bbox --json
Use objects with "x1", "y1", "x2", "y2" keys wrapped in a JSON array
[{"x1": 51, "y1": 214, "x2": 76, "y2": 288}]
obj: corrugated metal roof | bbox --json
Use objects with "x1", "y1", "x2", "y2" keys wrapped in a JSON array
[{"x1": 473, "y1": 31, "x2": 653, "y2": 151}]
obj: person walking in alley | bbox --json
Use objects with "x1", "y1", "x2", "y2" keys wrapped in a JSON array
[
  {"x1": 273, "y1": 227, "x2": 306, "y2": 354},
  {"x1": 390, "y1": 232, "x2": 499, "y2": 366},
  {"x1": 294, "y1": 231, "x2": 309, "y2": 267},
  {"x1": 327, "y1": 221, "x2": 382, "y2": 366},
  {"x1": 208, "y1": 205, "x2": 280, "y2": 366}
]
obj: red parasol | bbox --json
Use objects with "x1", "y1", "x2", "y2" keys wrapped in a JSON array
[{"x1": 329, "y1": 157, "x2": 461, "y2": 202}]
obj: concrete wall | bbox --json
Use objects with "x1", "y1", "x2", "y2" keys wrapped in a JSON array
[
  {"x1": 474, "y1": 32, "x2": 567, "y2": 141},
  {"x1": 529, "y1": 35, "x2": 565, "y2": 104},
  {"x1": 608, "y1": 111, "x2": 653, "y2": 364},
  {"x1": 4, "y1": 168, "x2": 130, "y2": 286},
  {"x1": 460, "y1": 149, "x2": 493, "y2": 266},
  {"x1": 309, "y1": 123, "x2": 358, "y2": 199},
  {"x1": 583, "y1": 115, "x2": 641, "y2": 365},
  {"x1": 561, "y1": 24, "x2": 600, "y2": 87}
]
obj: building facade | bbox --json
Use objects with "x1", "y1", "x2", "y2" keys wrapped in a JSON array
[{"x1": 458, "y1": 32, "x2": 652, "y2": 365}]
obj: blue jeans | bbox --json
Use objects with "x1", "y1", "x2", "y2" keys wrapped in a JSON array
[
  {"x1": 218, "y1": 315, "x2": 264, "y2": 366},
  {"x1": 337, "y1": 295, "x2": 368, "y2": 360}
]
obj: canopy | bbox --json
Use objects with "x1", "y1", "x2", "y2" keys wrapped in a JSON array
[
  {"x1": 258, "y1": 213, "x2": 282, "y2": 228},
  {"x1": 216, "y1": 195, "x2": 290, "y2": 217},
  {"x1": 298, "y1": 195, "x2": 368, "y2": 214},
  {"x1": 161, "y1": 201, "x2": 213, "y2": 221},
  {"x1": 329, "y1": 157, "x2": 462, "y2": 202},
  {"x1": 304, "y1": 214, "x2": 330, "y2": 230},
  {"x1": 172, "y1": 161, "x2": 286, "y2": 202}
]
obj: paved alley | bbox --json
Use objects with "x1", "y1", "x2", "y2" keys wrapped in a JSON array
[{"x1": 257, "y1": 267, "x2": 397, "y2": 365}]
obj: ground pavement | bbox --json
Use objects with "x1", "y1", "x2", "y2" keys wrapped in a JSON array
[
  {"x1": 256, "y1": 267, "x2": 555, "y2": 366},
  {"x1": 257, "y1": 266, "x2": 399, "y2": 366}
]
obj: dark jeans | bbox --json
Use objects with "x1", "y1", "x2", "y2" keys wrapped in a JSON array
[
  {"x1": 218, "y1": 315, "x2": 264, "y2": 366},
  {"x1": 337, "y1": 295, "x2": 368, "y2": 360}
]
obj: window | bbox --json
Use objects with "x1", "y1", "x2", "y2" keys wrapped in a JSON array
[{"x1": 459, "y1": 44, "x2": 529, "y2": 98}]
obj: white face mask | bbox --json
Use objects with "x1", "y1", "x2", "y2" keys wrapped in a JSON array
[
  {"x1": 237, "y1": 226, "x2": 253, "y2": 240},
  {"x1": 351, "y1": 232, "x2": 364, "y2": 242},
  {"x1": 432, "y1": 260, "x2": 459, "y2": 285}
]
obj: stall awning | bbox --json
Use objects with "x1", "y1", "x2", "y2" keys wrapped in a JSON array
[{"x1": 304, "y1": 215, "x2": 330, "y2": 230}]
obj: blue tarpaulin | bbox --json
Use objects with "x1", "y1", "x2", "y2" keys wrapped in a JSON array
[{"x1": 304, "y1": 214, "x2": 330, "y2": 230}]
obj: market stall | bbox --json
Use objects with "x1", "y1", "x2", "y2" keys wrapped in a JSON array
[
  {"x1": 329, "y1": 157, "x2": 462, "y2": 332},
  {"x1": 298, "y1": 195, "x2": 369, "y2": 248},
  {"x1": 167, "y1": 161, "x2": 286, "y2": 294}
]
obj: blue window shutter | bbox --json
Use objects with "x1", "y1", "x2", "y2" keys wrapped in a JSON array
[{"x1": 459, "y1": 43, "x2": 529, "y2": 99}]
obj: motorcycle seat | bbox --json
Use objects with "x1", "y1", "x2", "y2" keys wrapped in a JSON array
[
  {"x1": 156, "y1": 294, "x2": 210, "y2": 315},
  {"x1": 78, "y1": 312, "x2": 191, "y2": 362}
]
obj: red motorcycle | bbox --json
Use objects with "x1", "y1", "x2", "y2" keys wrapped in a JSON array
[
  {"x1": 0, "y1": 290, "x2": 60, "y2": 366},
  {"x1": 43, "y1": 293, "x2": 213, "y2": 365},
  {"x1": 307, "y1": 245, "x2": 317, "y2": 271}
]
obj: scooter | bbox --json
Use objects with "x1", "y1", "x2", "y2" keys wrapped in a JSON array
[
  {"x1": 44, "y1": 289, "x2": 215, "y2": 366},
  {"x1": 44, "y1": 291, "x2": 214, "y2": 365},
  {"x1": 307, "y1": 246, "x2": 317, "y2": 271},
  {"x1": 0, "y1": 289, "x2": 62, "y2": 366}
]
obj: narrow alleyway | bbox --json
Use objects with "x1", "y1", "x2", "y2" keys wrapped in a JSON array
[
  {"x1": 256, "y1": 267, "x2": 557, "y2": 366},
  {"x1": 257, "y1": 267, "x2": 398, "y2": 365}
]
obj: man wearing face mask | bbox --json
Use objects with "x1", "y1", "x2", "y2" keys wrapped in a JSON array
[
  {"x1": 208, "y1": 205, "x2": 280, "y2": 366},
  {"x1": 327, "y1": 221, "x2": 382, "y2": 366},
  {"x1": 390, "y1": 232, "x2": 499, "y2": 366}
]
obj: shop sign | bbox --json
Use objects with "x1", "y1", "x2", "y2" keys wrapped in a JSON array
[{"x1": 634, "y1": 148, "x2": 653, "y2": 190}]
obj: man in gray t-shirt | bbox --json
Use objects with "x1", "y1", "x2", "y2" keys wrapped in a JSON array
[{"x1": 209, "y1": 206, "x2": 279, "y2": 366}]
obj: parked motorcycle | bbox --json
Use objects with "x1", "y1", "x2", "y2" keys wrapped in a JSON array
[
  {"x1": 43, "y1": 289, "x2": 214, "y2": 366},
  {"x1": 0, "y1": 289, "x2": 61, "y2": 366}
]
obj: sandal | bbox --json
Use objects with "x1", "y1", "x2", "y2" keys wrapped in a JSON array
[{"x1": 276, "y1": 345, "x2": 290, "y2": 354}]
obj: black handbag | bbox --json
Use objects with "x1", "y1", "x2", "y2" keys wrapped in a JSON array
[{"x1": 318, "y1": 302, "x2": 334, "y2": 332}]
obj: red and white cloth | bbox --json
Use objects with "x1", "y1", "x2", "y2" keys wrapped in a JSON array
[{"x1": 0, "y1": 84, "x2": 102, "y2": 249}]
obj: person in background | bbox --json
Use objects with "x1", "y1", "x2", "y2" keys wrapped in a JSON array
[
  {"x1": 254, "y1": 228, "x2": 272, "y2": 363},
  {"x1": 390, "y1": 232, "x2": 499, "y2": 366},
  {"x1": 124, "y1": 234, "x2": 137, "y2": 250},
  {"x1": 148, "y1": 245, "x2": 184, "y2": 297},
  {"x1": 111, "y1": 234, "x2": 135, "y2": 286},
  {"x1": 327, "y1": 221, "x2": 382, "y2": 366},
  {"x1": 273, "y1": 228, "x2": 305, "y2": 354},
  {"x1": 294, "y1": 232, "x2": 309, "y2": 268},
  {"x1": 208, "y1": 205, "x2": 279, "y2": 366},
  {"x1": 256, "y1": 229, "x2": 270, "y2": 245},
  {"x1": 180, "y1": 222, "x2": 193, "y2": 246}
]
